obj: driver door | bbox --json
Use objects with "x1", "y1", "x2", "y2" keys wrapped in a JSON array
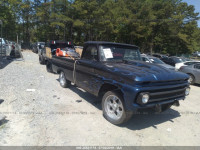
[{"x1": 75, "y1": 45, "x2": 99, "y2": 94}]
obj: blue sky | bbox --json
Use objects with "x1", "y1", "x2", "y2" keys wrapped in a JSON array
[{"x1": 182, "y1": 0, "x2": 200, "y2": 27}]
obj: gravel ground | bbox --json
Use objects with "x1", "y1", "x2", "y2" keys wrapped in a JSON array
[{"x1": 0, "y1": 50, "x2": 200, "y2": 146}]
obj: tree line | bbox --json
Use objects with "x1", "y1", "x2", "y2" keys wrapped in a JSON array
[{"x1": 0, "y1": 0, "x2": 200, "y2": 55}]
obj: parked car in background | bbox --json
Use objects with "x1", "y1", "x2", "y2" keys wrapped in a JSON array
[
  {"x1": 32, "y1": 42, "x2": 45, "y2": 53},
  {"x1": 161, "y1": 56, "x2": 186, "y2": 70},
  {"x1": 178, "y1": 61, "x2": 200, "y2": 70},
  {"x1": 0, "y1": 37, "x2": 6, "y2": 45},
  {"x1": 37, "y1": 42, "x2": 45, "y2": 54},
  {"x1": 192, "y1": 51, "x2": 200, "y2": 57},
  {"x1": 0, "y1": 37, "x2": 7, "y2": 56},
  {"x1": 5, "y1": 40, "x2": 12, "y2": 56},
  {"x1": 10, "y1": 41, "x2": 17, "y2": 57},
  {"x1": 152, "y1": 53, "x2": 168, "y2": 59},
  {"x1": 179, "y1": 63, "x2": 200, "y2": 84},
  {"x1": 170, "y1": 57, "x2": 200, "y2": 70},
  {"x1": 181, "y1": 57, "x2": 191, "y2": 62},
  {"x1": 32, "y1": 43, "x2": 37, "y2": 53},
  {"x1": 141, "y1": 54, "x2": 175, "y2": 70}
]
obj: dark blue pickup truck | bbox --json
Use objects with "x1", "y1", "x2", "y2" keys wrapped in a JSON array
[{"x1": 46, "y1": 41, "x2": 190, "y2": 125}]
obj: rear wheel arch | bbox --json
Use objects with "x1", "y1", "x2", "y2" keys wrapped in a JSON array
[
  {"x1": 57, "y1": 69, "x2": 62, "y2": 74},
  {"x1": 57, "y1": 68, "x2": 66, "y2": 74}
]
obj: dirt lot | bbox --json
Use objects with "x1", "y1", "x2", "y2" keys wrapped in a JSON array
[{"x1": 0, "y1": 50, "x2": 200, "y2": 146}]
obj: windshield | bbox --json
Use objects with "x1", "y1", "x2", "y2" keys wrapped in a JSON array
[
  {"x1": 39, "y1": 43, "x2": 45, "y2": 49},
  {"x1": 149, "y1": 57, "x2": 165, "y2": 64},
  {"x1": 99, "y1": 45, "x2": 141, "y2": 62},
  {"x1": 172, "y1": 57, "x2": 184, "y2": 63}
]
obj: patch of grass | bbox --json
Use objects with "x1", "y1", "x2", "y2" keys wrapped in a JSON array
[
  {"x1": 0, "y1": 123, "x2": 6, "y2": 130},
  {"x1": 0, "y1": 119, "x2": 8, "y2": 130}
]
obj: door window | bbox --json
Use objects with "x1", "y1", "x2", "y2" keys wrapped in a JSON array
[
  {"x1": 82, "y1": 46, "x2": 98, "y2": 60},
  {"x1": 194, "y1": 64, "x2": 200, "y2": 70}
]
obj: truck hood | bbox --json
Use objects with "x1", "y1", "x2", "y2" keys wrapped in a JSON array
[{"x1": 104, "y1": 61, "x2": 188, "y2": 82}]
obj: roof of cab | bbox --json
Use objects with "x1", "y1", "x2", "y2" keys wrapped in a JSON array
[{"x1": 84, "y1": 41, "x2": 139, "y2": 49}]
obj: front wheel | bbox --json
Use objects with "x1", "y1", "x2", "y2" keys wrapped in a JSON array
[{"x1": 102, "y1": 91, "x2": 133, "y2": 125}]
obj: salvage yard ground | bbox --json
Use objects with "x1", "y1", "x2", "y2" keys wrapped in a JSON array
[{"x1": 0, "y1": 50, "x2": 200, "y2": 146}]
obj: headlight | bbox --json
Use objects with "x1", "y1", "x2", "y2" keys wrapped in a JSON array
[
  {"x1": 185, "y1": 87, "x2": 190, "y2": 96},
  {"x1": 137, "y1": 93, "x2": 150, "y2": 105},
  {"x1": 142, "y1": 94, "x2": 149, "y2": 104}
]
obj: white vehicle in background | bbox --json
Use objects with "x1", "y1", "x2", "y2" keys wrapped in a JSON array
[
  {"x1": 5, "y1": 40, "x2": 12, "y2": 56},
  {"x1": 177, "y1": 61, "x2": 200, "y2": 70},
  {"x1": 175, "y1": 57, "x2": 200, "y2": 70},
  {"x1": 192, "y1": 51, "x2": 200, "y2": 57},
  {"x1": 161, "y1": 56, "x2": 199, "y2": 70},
  {"x1": 0, "y1": 38, "x2": 13, "y2": 56},
  {"x1": 0, "y1": 37, "x2": 6, "y2": 56}
]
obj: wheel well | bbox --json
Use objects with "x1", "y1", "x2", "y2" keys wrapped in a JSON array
[
  {"x1": 57, "y1": 69, "x2": 61, "y2": 74},
  {"x1": 98, "y1": 83, "x2": 123, "y2": 98},
  {"x1": 187, "y1": 73, "x2": 195, "y2": 78},
  {"x1": 187, "y1": 73, "x2": 195, "y2": 80}
]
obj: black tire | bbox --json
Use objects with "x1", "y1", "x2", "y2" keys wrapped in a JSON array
[
  {"x1": 188, "y1": 74, "x2": 195, "y2": 85},
  {"x1": 59, "y1": 71, "x2": 71, "y2": 88},
  {"x1": 39, "y1": 55, "x2": 45, "y2": 65},
  {"x1": 102, "y1": 91, "x2": 133, "y2": 125},
  {"x1": 46, "y1": 61, "x2": 53, "y2": 73}
]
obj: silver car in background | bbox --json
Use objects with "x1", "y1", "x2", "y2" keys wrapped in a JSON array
[{"x1": 179, "y1": 63, "x2": 200, "y2": 84}]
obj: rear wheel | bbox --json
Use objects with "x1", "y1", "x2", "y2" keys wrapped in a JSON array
[
  {"x1": 188, "y1": 74, "x2": 195, "y2": 85},
  {"x1": 59, "y1": 71, "x2": 71, "y2": 88},
  {"x1": 102, "y1": 91, "x2": 133, "y2": 125}
]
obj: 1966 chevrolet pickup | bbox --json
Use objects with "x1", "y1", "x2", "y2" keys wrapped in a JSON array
[{"x1": 46, "y1": 41, "x2": 190, "y2": 125}]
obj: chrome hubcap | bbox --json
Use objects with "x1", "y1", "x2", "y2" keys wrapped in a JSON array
[
  {"x1": 104, "y1": 95, "x2": 124, "y2": 120},
  {"x1": 59, "y1": 72, "x2": 66, "y2": 86}
]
